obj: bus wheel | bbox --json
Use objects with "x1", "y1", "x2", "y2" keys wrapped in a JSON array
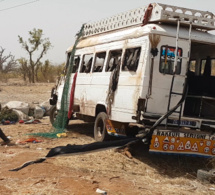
[
  {"x1": 94, "y1": 112, "x2": 110, "y2": 142},
  {"x1": 49, "y1": 105, "x2": 57, "y2": 125}
]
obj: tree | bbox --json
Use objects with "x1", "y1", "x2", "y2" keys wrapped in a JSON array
[
  {"x1": 41, "y1": 60, "x2": 50, "y2": 78},
  {"x1": 0, "y1": 47, "x2": 17, "y2": 74},
  {"x1": 39, "y1": 60, "x2": 64, "y2": 82},
  {"x1": 18, "y1": 28, "x2": 52, "y2": 83},
  {"x1": 17, "y1": 58, "x2": 29, "y2": 82}
]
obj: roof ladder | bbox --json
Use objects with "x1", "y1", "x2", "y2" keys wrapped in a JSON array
[{"x1": 166, "y1": 20, "x2": 192, "y2": 128}]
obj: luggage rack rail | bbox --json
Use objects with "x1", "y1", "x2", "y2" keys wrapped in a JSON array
[{"x1": 83, "y1": 3, "x2": 215, "y2": 37}]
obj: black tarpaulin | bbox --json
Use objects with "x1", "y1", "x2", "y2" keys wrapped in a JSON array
[{"x1": 10, "y1": 138, "x2": 140, "y2": 171}]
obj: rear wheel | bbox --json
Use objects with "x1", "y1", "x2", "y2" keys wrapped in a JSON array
[{"x1": 94, "y1": 112, "x2": 110, "y2": 142}]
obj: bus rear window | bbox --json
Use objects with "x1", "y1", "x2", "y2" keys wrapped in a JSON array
[{"x1": 160, "y1": 46, "x2": 182, "y2": 75}]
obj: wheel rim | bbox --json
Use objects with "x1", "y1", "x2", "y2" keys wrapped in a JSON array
[
  {"x1": 97, "y1": 118, "x2": 104, "y2": 138},
  {"x1": 53, "y1": 110, "x2": 57, "y2": 121},
  {"x1": 50, "y1": 106, "x2": 57, "y2": 125}
]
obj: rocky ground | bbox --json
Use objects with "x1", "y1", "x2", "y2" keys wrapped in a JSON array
[{"x1": 0, "y1": 79, "x2": 215, "y2": 195}]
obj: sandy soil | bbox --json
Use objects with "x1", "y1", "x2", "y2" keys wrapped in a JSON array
[{"x1": 0, "y1": 79, "x2": 215, "y2": 195}]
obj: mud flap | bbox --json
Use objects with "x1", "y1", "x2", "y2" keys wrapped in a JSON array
[
  {"x1": 105, "y1": 119, "x2": 127, "y2": 137},
  {"x1": 149, "y1": 129, "x2": 215, "y2": 157}
]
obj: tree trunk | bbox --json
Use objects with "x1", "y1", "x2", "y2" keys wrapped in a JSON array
[{"x1": 31, "y1": 65, "x2": 35, "y2": 83}]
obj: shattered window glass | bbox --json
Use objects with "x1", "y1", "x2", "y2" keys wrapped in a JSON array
[
  {"x1": 106, "y1": 50, "x2": 122, "y2": 72},
  {"x1": 122, "y1": 47, "x2": 141, "y2": 72},
  {"x1": 63, "y1": 52, "x2": 72, "y2": 75},
  {"x1": 160, "y1": 46, "x2": 182, "y2": 75},
  {"x1": 189, "y1": 60, "x2": 196, "y2": 73},
  {"x1": 72, "y1": 56, "x2": 80, "y2": 73},
  {"x1": 201, "y1": 60, "x2": 206, "y2": 75},
  {"x1": 80, "y1": 54, "x2": 94, "y2": 73},
  {"x1": 93, "y1": 52, "x2": 106, "y2": 72},
  {"x1": 201, "y1": 58, "x2": 215, "y2": 76}
]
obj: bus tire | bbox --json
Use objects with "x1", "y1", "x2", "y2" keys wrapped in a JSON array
[
  {"x1": 197, "y1": 169, "x2": 215, "y2": 183},
  {"x1": 49, "y1": 105, "x2": 57, "y2": 125},
  {"x1": 94, "y1": 112, "x2": 110, "y2": 142}
]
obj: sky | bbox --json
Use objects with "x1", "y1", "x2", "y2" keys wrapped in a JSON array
[{"x1": 1, "y1": 0, "x2": 215, "y2": 65}]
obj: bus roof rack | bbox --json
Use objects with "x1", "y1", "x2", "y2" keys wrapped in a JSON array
[{"x1": 83, "y1": 3, "x2": 215, "y2": 37}]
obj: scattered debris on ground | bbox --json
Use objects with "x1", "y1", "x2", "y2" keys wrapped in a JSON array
[{"x1": 0, "y1": 81, "x2": 215, "y2": 194}]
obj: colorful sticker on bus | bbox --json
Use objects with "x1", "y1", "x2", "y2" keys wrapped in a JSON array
[
  {"x1": 149, "y1": 130, "x2": 215, "y2": 157},
  {"x1": 161, "y1": 46, "x2": 182, "y2": 57}
]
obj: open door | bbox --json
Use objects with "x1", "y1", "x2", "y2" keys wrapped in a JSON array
[{"x1": 184, "y1": 42, "x2": 215, "y2": 120}]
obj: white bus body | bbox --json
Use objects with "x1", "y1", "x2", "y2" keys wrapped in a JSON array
[{"x1": 51, "y1": 3, "x2": 215, "y2": 142}]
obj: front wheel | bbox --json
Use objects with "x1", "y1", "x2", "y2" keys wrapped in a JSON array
[
  {"x1": 49, "y1": 105, "x2": 57, "y2": 125},
  {"x1": 49, "y1": 105, "x2": 70, "y2": 127},
  {"x1": 94, "y1": 112, "x2": 110, "y2": 142}
]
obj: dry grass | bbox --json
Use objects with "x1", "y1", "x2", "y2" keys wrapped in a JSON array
[{"x1": 0, "y1": 79, "x2": 215, "y2": 194}]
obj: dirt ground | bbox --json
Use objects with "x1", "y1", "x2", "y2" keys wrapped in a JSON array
[{"x1": 0, "y1": 79, "x2": 215, "y2": 195}]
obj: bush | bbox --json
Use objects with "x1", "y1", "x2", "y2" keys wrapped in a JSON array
[{"x1": 0, "y1": 107, "x2": 18, "y2": 122}]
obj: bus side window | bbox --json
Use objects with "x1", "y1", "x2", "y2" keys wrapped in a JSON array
[
  {"x1": 211, "y1": 59, "x2": 215, "y2": 76},
  {"x1": 64, "y1": 52, "x2": 71, "y2": 75},
  {"x1": 188, "y1": 60, "x2": 196, "y2": 76},
  {"x1": 200, "y1": 58, "x2": 215, "y2": 76},
  {"x1": 122, "y1": 47, "x2": 141, "y2": 72},
  {"x1": 80, "y1": 54, "x2": 94, "y2": 73},
  {"x1": 106, "y1": 50, "x2": 122, "y2": 72},
  {"x1": 93, "y1": 52, "x2": 106, "y2": 72},
  {"x1": 72, "y1": 56, "x2": 80, "y2": 73},
  {"x1": 189, "y1": 60, "x2": 196, "y2": 73}
]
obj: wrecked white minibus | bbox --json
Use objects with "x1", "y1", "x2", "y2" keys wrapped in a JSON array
[{"x1": 50, "y1": 3, "x2": 215, "y2": 157}]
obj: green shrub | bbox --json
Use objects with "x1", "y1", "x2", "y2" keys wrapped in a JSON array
[{"x1": 0, "y1": 107, "x2": 18, "y2": 122}]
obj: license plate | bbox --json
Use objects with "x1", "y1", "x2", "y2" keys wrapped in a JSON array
[{"x1": 167, "y1": 119, "x2": 196, "y2": 127}]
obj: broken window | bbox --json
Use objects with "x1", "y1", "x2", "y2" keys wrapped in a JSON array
[
  {"x1": 80, "y1": 54, "x2": 94, "y2": 73},
  {"x1": 63, "y1": 52, "x2": 71, "y2": 75},
  {"x1": 106, "y1": 50, "x2": 122, "y2": 72},
  {"x1": 160, "y1": 46, "x2": 182, "y2": 75},
  {"x1": 201, "y1": 58, "x2": 215, "y2": 76},
  {"x1": 189, "y1": 60, "x2": 196, "y2": 73},
  {"x1": 93, "y1": 52, "x2": 106, "y2": 72},
  {"x1": 72, "y1": 56, "x2": 80, "y2": 73},
  {"x1": 122, "y1": 47, "x2": 141, "y2": 71}
]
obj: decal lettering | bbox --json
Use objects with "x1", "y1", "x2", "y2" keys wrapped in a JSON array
[
  {"x1": 184, "y1": 133, "x2": 206, "y2": 139},
  {"x1": 157, "y1": 131, "x2": 180, "y2": 137}
]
